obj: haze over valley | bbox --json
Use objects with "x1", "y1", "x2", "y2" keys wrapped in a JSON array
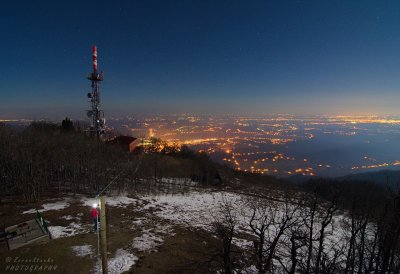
[{"x1": 102, "y1": 114, "x2": 400, "y2": 177}]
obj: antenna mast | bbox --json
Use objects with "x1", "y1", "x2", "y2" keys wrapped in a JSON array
[{"x1": 87, "y1": 45, "x2": 105, "y2": 138}]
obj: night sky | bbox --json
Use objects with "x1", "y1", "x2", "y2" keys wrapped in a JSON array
[{"x1": 1, "y1": 1, "x2": 400, "y2": 118}]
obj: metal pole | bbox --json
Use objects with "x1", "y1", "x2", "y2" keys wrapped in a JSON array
[
  {"x1": 94, "y1": 157, "x2": 144, "y2": 274},
  {"x1": 100, "y1": 195, "x2": 108, "y2": 274},
  {"x1": 97, "y1": 202, "x2": 101, "y2": 273}
]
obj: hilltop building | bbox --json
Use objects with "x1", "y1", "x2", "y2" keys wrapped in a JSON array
[{"x1": 107, "y1": 136, "x2": 141, "y2": 153}]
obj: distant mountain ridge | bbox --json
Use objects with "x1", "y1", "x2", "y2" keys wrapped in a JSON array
[
  {"x1": 337, "y1": 169, "x2": 400, "y2": 191},
  {"x1": 287, "y1": 169, "x2": 400, "y2": 191}
]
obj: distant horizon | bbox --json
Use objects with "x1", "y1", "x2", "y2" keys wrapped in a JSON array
[{"x1": 4, "y1": 111, "x2": 400, "y2": 122}]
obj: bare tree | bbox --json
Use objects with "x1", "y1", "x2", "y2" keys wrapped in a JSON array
[
  {"x1": 246, "y1": 192, "x2": 300, "y2": 274},
  {"x1": 209, "y1": 196, "x2": 240, "y2": 274}
]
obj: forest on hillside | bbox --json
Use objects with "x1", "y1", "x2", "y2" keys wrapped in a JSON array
[{"x1": 0, "y1": 122, "x2": 220, "y2": 203}]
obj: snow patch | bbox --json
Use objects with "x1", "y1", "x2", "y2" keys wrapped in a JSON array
[
  {"x1": 141, "y1": 192, "x2": 241, "y2": 230},
  {"x1": 94, "y1": 249, "x2": 137, "y2": 274},
  {"x1": 61, "y1": 215, "x2": 81, "y2": 221},
  {"x1": 48, "y1": 222, "x2": 88, "y2": 239},
  {"x1": 61, "y1": 215, "x2": 74, "y2": 220},
  {"x1": 48, "y1": 226, "x2": 75, "y2": 239},
  {"x1": 132, "y1": 220, "x2": 175, "y2": 252},
  {"x1": 131, "y1": 223, "x2": 174, "y2": 252},
  {"x1": 232, "y1": 237, "x2": 253, "y2": 249},
  {"x1": 131, "y1": 217, "x2": 146, "y2": 229},
  {"x1": 71, "y1": 244, "x2": 93, "y2": 257},
  {"x1": 132, "y1": 231, "x2": 163, "y2": 252},
  {"x1": 23, "y1": 199, "x2": 70, "y2": 214},
  {"x1": 81, "y1": 195, "x2": 138, "y2": 208},
  {"x1": 106, "y1": 196, "x2": 137, "y2": 207},
  {"x1": 160, "y1": 177, "x2": 198, "y2": 186}
]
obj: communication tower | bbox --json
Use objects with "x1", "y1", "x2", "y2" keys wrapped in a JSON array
[{"x1": 86, "y1": 45, "x2": 105, "y2": 138}]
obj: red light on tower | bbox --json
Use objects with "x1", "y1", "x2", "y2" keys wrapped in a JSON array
[{"x1": 92, "y1": 45, "x2": 98, "y2": 72}]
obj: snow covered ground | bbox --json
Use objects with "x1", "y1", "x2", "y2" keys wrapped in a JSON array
[
  {"x1": 31, "y1": 190, "x2": 349, "y2": 258},
  {"x1": 131, "y1": 229, "x2": 164, "y2": 252},
  {"x1": 23, "y1": 199, "x2": 71, "y2": 214},
  {"x1": 71, "y1": 244, "x2": 94, "y2": 257},
  {"x1": 17, "y1": 181, "x2": 356, "y2": 273},
  {"x1": 80, "y1": 195, "x2": 142, "y2": 208},
  {"x1": 93, "y1": 249, "x2": 138, "y2": 274},
  {"x1": 132, "y1": 224, "x2": 174, "y2": 252},
  {"x1": 48, "y1": 221, "x2": 89, "y2": 239},
  {"x1": 159, "y1": 177, "x2": 198, "y2": 186},
  {"x1": 60, "y1": 215, "x2": 81, "y2": 221},
  {"x1": 141, "y1": 191, "x2": 242, "y2": 230},
  {"x1": 139, "y1": 190, "x2": 352, "y2": 272}
]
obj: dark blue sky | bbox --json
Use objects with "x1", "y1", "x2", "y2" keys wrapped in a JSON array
[{"x1": 1, "y1": 1, "x2": 400, "y2": 118}]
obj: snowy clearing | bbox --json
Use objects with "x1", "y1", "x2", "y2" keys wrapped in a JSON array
[
  {"x1": 140, "y1": 190, "x2": 350, "y2": 268},
  {"x1": 141, "y1": 191, "x2": 242, "y2": 230},
  {"x1": 19, "y1": 187, "x2": 353, "y2": 273}
]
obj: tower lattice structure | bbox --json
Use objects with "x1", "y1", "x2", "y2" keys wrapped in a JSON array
[{"x1": 86, "y1": 45, "x2": 105, "y2": 138}]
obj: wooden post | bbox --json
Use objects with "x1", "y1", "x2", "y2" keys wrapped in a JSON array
[{"x1": 100, "y1": 195, "x2": 108, "y2": 274}]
